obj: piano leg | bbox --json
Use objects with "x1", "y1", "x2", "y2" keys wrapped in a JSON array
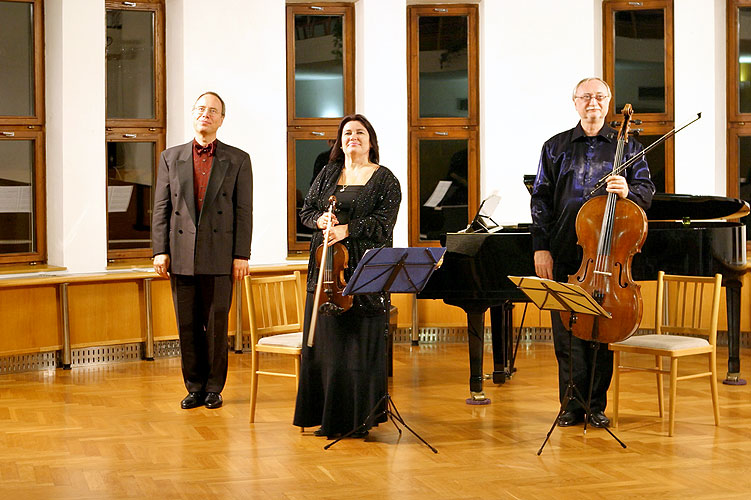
[
  {"x1": 489, "y1": 304, "x2": 512, "y2": 384},
  {"x1": 466, "y1": 310, "x2": 491, "y2": 403},
  {"x1": 723, "y1": 280, "x2": 747, "y2": 385}
]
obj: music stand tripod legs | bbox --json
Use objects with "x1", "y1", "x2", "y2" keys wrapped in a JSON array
[
  {"x1": 507, "y1": 276, "x2": 627, "y2": 455},
  {"x1": 324, "y1": 248, "x2": 444, "y2": 453},
  {"x1": 325, "y1": 323, "x2": 438, "y2": 453},
  {"x1": 537, "y1": 313, "x2": 627, "y2": 455},
  {"x1": 324, "y1": 385, "x2": 438, "y2": 453}
]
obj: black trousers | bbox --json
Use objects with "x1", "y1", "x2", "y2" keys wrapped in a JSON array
[
  {"x1": 170, "y1": 274, "x2": 233, "y2": 394},
  {"x1": 551, "y1": 311, "x2": 613, "y2": 413},
  {"x1": 552, "y1": 262, "x2": 613, "y2": 414}
]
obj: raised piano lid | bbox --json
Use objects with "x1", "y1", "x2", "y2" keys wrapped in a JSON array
[{"x1": 646, "y1": 193, "x2": 750, "y2": 221}]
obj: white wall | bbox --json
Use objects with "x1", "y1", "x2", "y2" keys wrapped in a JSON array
[
  {"x1": 481, "y1": 0, "x2": 602, "y2": 225},
  {"x1": 42, "y1": 0, "x2": 731, "y2": 273},
  {"x1": 356, "y1": 0, "x2": 409, "y2": 247},
  {"x1": 674, "y1": 0, "x2": 726, "y2": 195},
  {"x1": 45, "y1": 0, "x2": 107, "y2": 271},
  {"x1": 168, "y1": 0, "x2": 288, "y2": 266}
]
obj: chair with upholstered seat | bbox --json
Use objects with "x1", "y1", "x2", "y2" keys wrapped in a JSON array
[
  {"x1": 243, "y1": 271, "x2": 304, "y2": 423},
  {"x1": 611, "y1": 271, "x2": 722, "y2": 436}
]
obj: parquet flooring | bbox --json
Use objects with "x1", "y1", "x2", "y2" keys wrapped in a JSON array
[{"x1": 1, "y1": 342, "x2": 751, "y2": 499}]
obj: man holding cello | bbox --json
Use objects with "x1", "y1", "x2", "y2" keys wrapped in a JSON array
[{"x1": 530, "y1": 77, "x2": 655, "y2": 428}]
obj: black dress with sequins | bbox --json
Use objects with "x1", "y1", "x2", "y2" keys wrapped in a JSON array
[{"x1": 293, "y1": 164, "x2": 401, "y2": 436}]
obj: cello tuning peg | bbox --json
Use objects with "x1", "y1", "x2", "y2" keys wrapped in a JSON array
[
  {"x1": 609, "y1": 120, "x2": 621, "y2": 128},
  {"x1": 630, "y1": 119, "x2": 642, "y2": 125},
  {"x1": 630, "y1": 128, "x2": 643, "y2": 136}
]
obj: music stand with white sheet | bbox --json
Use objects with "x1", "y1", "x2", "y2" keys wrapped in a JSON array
[
  {"x1": 463, "y1": 194, "x2": 501, "y2": 233},
  {"x1": 507, "y1": 276, "x2": 627, "y2": 454}
]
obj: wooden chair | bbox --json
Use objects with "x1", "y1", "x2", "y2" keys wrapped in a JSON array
[
  {"x1": 243, "y1": 271, "x2": 304, "y2": 423},
  {"x1": 611, "y1": 271, "x2": 722, "y2": 436}
]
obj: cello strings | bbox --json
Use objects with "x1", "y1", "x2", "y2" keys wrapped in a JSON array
[{"x1": 594, "y1": 128, "x2": 626, "y2": 298}]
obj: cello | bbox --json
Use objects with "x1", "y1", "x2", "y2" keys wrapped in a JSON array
[
  {"x1": 307, "y1": 195, "x2": 353, "y2": 347},
  {"x1": 560, "y1": 104, "x2": 648, "y2": 344}
]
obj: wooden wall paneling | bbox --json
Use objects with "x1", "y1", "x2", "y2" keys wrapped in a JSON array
[
  {"x1": 0, "y1": 285, "x2": 60, "y2": 355},
  {"x1": 67, "y1": 281, "x2": 144, "y2": 347},
  {"x1": 151, "y1": 278, "x2": 178, "y2": 340}
]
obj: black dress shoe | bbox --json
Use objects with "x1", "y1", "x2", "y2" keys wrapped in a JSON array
[
  {"x1": 181, "y1": 392, "x2": 205, "y2": 409},
  {"x1": 204, "y1": 392, "x2": 223, "y2": 409},
  {"x1": 589, "y1": 411, "x2": 610, "y2": 428},
  {"x1": 350, "y1": 429, "x2": 369, "y2": 439},
  {"x1": 557, "y1": 410, "x2": 584, "y2": 427}
]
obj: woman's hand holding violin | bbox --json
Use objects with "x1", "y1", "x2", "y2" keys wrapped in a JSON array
[
  {"x1": 328, "y1": 224, "x2": 349, "y2": 245},
  {"x1": 317, "y1": 212, "x2": 339, "y2": 230}
]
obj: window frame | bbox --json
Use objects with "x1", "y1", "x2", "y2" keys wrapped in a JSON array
[
  {"x1": 286, "y1": 3, "x2": 355, "y2": 255},
  {"x1": 105, "y1": 129, "x2": 164, "y2": 261},
  {"x1": 407, "y1": 4, "x2": 480, "y2": 247},
  {"x1": 285, "y1": 3, "x2": 355, "y2": 128},
  {"x1": 286, "y1": 127, "x2": 339, "y2": 254},
  {"x1": 0, "y1": 127, "x2": 46, "y2": 264},
  {"x1": 104, "y1": 0, "x2": 166, "y2": 130},
  {"x1": 104, "y1": 0, "x2": 165, "y2": 262},
  {"x1": 407, "y1": 4, "x2": 479, "y2": 129},
  {"x1": 603, "y1": 0, "x2": 674, "y2": 194},
  {"x1": 603, "y1": 0, "x2": 674, "y2": 125},
  {"x1": 0, "y1": 0, "x2": 46, "y2": 265},
  {"x1": 619, "y1": 120, "x2": 675, "y2": 193},
  {"x1": 0, "y1": 0, "x2": 44, "y2": 127},
  {"x1": 408, "y1": 127, "x2": 478, "y2": 247}
]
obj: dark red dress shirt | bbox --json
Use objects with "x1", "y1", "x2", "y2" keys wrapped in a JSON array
[{"x1": 192, "y1": 139, "x2": 217, "y2": 213}]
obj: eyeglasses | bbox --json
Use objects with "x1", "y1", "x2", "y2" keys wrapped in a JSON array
[
  {"x1": 575, "y1": 93, "x2": 610, "y2": 102},
  {"x1": 193, "y1": 106, "x2": 221, "y2": 117}
]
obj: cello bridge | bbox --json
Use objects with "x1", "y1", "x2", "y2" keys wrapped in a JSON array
[{"x1": 593, "y1": 270, "x2": 612, "y2": 277}]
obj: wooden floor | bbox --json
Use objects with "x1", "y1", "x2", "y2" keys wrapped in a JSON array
[{"x1": 1, "y1": 342, "x2": 751, "y2": 499}]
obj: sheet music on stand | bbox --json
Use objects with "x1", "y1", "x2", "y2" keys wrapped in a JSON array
[
  {"x1": 342, "y1": 247, "x2": 446, "y2": 296},
  {"x1": 506, "y1": 276, "x2": 611, "y2": 319},
  {"x1": 463, "y1": 193, "x2": 501, "y2": 233}
]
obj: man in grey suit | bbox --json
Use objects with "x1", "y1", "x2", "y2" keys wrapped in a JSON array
[{"x1": 152, "y1": 91, "x2": 253, "y2": 409}]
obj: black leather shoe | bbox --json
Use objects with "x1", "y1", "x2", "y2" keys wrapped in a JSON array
[
  {"x1": 204, "y1": 392, "x2": 223, "y2": 409},
  {"x1": 589, "y1": 411, "x2": 610, "y2": 428},
  {"x1": 350, "y1": 429, "x2": 369, "y2": 439},
  {"x1": 181, "y1": 392, "x2": 205, "y2": 409},
  {"x1": 557, "y1": 410, "x2": 584, "y2": 427}
]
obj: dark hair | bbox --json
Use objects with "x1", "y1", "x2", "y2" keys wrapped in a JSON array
[
  {"x1": 194, "y1": 91, "x2": 226, "y2": 116},
  {"x1": 328, "y1": 114, "x2": 379, "y2": 165}
]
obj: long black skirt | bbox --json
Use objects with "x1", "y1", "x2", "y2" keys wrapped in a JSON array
[{"x1": 293, "y1": 292, "x2": 388, "y2": 435}]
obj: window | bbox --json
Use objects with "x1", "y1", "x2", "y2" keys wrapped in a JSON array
[
  {"x1": 727, "y1": 0, "x2": 751, "y2": 239},
  {"x1": 0, "y1": 0, "x2": 45, "y2": 265},
  {"x1": 286, "y1": 3, "x2": 355, "y2": 254},
  {"x1": 407, "y1": 4, "x2": 479, "y2": 246},
  {"x1": 603, "y1": 0, "x2": 674, "y2": 193},
  {"x1": 105, "y1": 0, "x2": 165, "y2": 261}
]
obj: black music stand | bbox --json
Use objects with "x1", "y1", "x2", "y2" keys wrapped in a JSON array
[
  {"x1": 507, "y1": 276, "x2": 627, "y2": 455},
  {"x1": 324, "y1": 247, "x2": 445, "y2": 453}
]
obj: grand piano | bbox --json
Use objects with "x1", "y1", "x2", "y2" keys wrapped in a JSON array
[{"x1": 418, "y1": 193, "x2": 750, "y2": 401}]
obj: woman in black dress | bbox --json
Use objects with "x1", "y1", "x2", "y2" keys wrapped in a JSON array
[{"x1": 293, "y1": 114, "x2": 401, "y2": 438}]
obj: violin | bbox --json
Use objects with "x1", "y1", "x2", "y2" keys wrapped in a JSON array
[
  {"x1": 560, "y1": 104, "x2": 648, "y2": 344},
  {"x1": 306, "y1": 195, "x2": 353, "y2": 347}
]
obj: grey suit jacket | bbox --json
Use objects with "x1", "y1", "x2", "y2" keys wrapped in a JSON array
[{"x1": 151, "y1": 140, "x2": 253, "y2": 275}]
